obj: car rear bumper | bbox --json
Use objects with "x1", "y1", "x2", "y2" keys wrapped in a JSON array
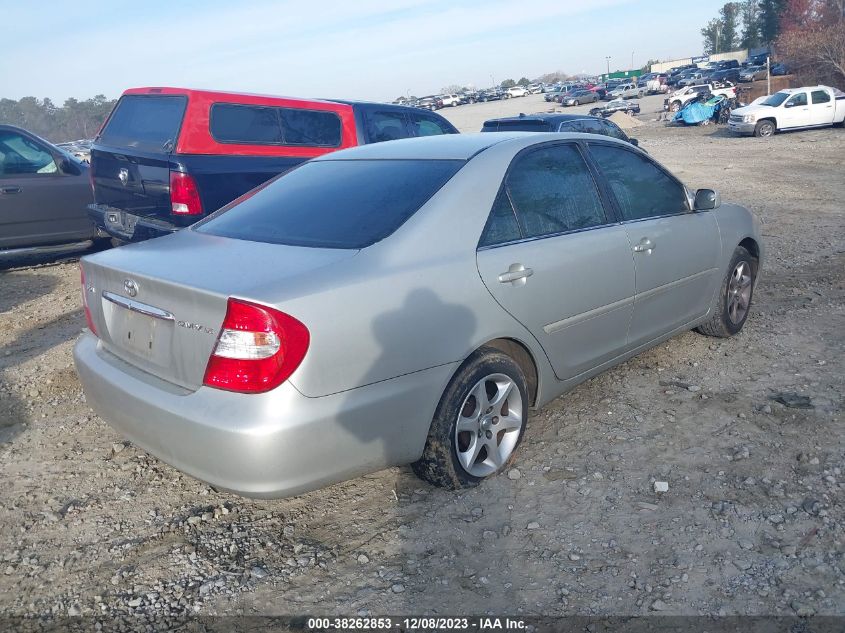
[
  {"x1": 73, "y1": 332, "x2": 455, "y2": 498},
  {"x1": 88, "y1": 203, "x2": 181, "y2": 243}
]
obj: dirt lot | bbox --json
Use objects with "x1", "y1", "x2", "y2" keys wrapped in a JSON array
[{"x1": 1, "y1": 94, "x2": 843, "y2": 623}]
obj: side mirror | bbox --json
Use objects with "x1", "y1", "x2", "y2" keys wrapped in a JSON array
[
  {"x1": 57, "y1": 157, "x2": 82, "y2": 176},
  {"x1": 694, "y1": 188, "x2": 720, "y2": 211},
  {"x1": 629, "y1": 138, "x2": 639, "y2": 147}
]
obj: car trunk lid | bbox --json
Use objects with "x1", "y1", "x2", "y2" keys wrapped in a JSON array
[{"x1": 82, "y1": 230, "x2": 358, "y2": 391}]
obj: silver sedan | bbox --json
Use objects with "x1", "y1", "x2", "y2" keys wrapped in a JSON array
[{"x1": 74, "y1": 133, "x2": 763, "y2": 498}]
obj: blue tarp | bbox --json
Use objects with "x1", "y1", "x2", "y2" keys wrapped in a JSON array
[{"x1": 674, "y1": 101, "x2": 717, "y2": 124}]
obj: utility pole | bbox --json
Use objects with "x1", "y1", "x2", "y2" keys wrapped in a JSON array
[
  {"x1": 605, "y1": 56, "x2": 611, "y2": 77},
  {"x1": 631, "y1": 51, "x2": 634, "y2": 69}
]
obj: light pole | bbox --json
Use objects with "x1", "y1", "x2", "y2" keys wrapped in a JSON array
[
  {"x1": 605, "y1": 56, "x2": 611, "y2": 77},
  {"x1": 631, "y1": 51, "x2": 634, "y2": 69}
]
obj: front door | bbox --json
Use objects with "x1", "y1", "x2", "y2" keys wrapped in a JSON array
[
  {"x1": 780, "y1": 91, "x2": 810, "y2": 128},
  {"x1": 476, "y1": 143, "x2": 635, "y2": 380},
  {"x1": 586, "y1": 142, "x2": 720, "y2": 348}
]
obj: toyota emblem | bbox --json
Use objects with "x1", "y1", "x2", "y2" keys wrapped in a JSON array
[
  {"x1": 118, "y1": 168, "x2": 129, "y2": 186},
  {"x1": 123, "y1": 279, "x2": 138, "y2": 297}
]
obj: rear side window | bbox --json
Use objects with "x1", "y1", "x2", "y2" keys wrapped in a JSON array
[
  {"x1": 811, "y1": 90, "x2": 830, "y2": 104},
  {"x1": 210, "y1": 103, "x2": 342, "y2": 147},
  {"x1": 589, "y1": 144, "x2": 687, "y2": 221},
  {"x1": 492, "y1": 144, "x2": 607, "y2": 241},
  {"x1": 365, "y1": 111, "x2": 409, "y2": 143},
  {"x1": 409, "y1": 113, "x2": 456, "y2": 137},
  {"x1": 196, "y1": 159, "x2": 462, "y2": 249},
  {"x1": 99, "y1": 95, "x2": 186, "y2": 151}
]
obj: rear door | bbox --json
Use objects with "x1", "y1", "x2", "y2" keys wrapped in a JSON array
[
  {"x1": 91, "y1": 94, "x2": 186, "y2": 225},
  {"x1": 586, "y1": 142, "x2": 720, "y2": 348},
  {"x1": 476, "y1": 142, "x2": 635, "y2": 380},
  {"x1": 0, "y1": 129, "x2": 93, "y2": 248},
  {"x1": 809, "y1": 89, "x2": 834, "y2": 126}
]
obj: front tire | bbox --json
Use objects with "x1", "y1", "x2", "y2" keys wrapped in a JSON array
[
  {"x1": 412, "y1": 347, "x2": 528, "y2": 489},
  {"x1": 697, "y1": 246, "x2": 757, "y2": 338},
  {"x1": 670, "y1": 101, "x2": 681, "y2": 112},
  {"x1": 754, "y1": 120, "x2": 775, "y2": 137}
]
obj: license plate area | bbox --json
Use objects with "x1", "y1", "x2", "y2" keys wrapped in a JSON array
[{"x1": 101, "y1": 293, "x2": 174, "y2": 366}]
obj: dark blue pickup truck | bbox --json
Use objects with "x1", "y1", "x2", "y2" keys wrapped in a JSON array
[{"x1": 88, "y1": 87, "x2": 458, "y2": 243}]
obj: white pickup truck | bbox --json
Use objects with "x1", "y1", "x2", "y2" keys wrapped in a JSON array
[
  {"x1": 664, "y1": 84, "x2": 737, "y2": 112},
  {"x1": 728, "y1": 85, "x2": 845, "y2": 137}
]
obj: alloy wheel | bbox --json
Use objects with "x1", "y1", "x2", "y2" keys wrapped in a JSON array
[
  {"x1": 727, "y1": 261, "x2": 752, "y2": 324},
  {"x1": 454, "y1": 374, "x2": 523, "y2": 477}
]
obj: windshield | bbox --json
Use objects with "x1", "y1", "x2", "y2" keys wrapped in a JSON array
[
  {"x1": 196, "y1": 159, "x2": 464, "y2": 249},
  {"x1": 761, "y1": 92, "x2": 790, "y2": 107}
]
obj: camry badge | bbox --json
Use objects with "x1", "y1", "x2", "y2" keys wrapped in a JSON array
[
  {"x1": 123, "y1": 279, "x2": 138, "y2": 298},
  {"x1": 118, "y1": 168, "x2": 129, "y2": 186}
]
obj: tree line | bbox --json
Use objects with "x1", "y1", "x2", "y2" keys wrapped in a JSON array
[
  {"x1": 0, "y1": 95, "x2": 116, "y2": 143},
  {"x1": 701, "y1": 0, "x2": 845, "y2": 86}
]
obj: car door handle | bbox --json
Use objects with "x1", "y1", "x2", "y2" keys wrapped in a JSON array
[
  {"x1": 633, "y1": 239, "x2": 655, "y2": 254},
  {"x1": 0, "y1": 186, "x2": 22, "y2": 195},
  {"x1": 498, "y1": 264, "x2": 533, "y2": 284}
]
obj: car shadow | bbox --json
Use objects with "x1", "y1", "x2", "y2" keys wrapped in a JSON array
[
  {"x1": 0, "y1": 272, "x2": 59, "y2": 313},
  {"x1": 0, "y1": 239, "x2": 112, "y2": 273}
]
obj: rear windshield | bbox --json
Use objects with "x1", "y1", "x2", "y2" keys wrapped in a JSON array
[
  {"x1": 195, "y1": 159, "x2": 463, "y2": 249},
  {"x1": 210, "y1": 103, "x2": 342, "y2": 147},
  {"x1": 98, "y1": 95, "x2": 186, "y2": 152}
]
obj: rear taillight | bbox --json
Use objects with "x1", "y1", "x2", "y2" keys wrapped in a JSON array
[
  {"x1": 203, "y1": 299, "x2": 309, "y2": 394},
  {"x1": 80, "y1": 267, "x2": 98, "y2": 336},
  {"x1": 169, "y1": 171, "x2": 203, "y2": 216}
]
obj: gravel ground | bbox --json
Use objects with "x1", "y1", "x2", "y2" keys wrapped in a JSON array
[{"x1": 0, "y1": 95, "x2": 843, "y2": 622}]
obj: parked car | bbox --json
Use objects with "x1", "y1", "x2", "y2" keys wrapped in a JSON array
[
  {"x1": 74, "y1": 132, "x2": 762, "y2": 498},
  {"x1": 0, "y1": 124, "x2": 100, "y2": 255},
  {"x1": 458, "y1": 92, "x2": 480, "y2": 105},
  {"x1": 478, "y1": 89, "x2": 505, "y2": 102},
  {"x1": 771, "y1": 63, "x2": 789, "y2": 76},
  {"x1": 562, "y1": 90, "x2": 600, "y2": 106},
  {"x1": 590, "y1": 99, "x2": 641, "y2": 117},
  {"x1": 544, "y1": 89, "x2": 566, "y2": 102},
  {"x1": 710, "y1": 68, "x2": 740, "y2": 85},
  {"x1": 526, "y1": 83, "x2": 544, "y2": 94},
  {"x1": 505, "y1": 86, "x2": 529, "y2": 98},
  {"x1": 744, "y1": 53, "x2": 770, "y2": 67},
  {"x1": 56, "y1": 139, "x2": 93, "y2": 163},
  {"x1": 440, "y1": 94, "x2": 462, "y2": 107},
  {"x1": 417, "y1": 95, "x2": 443, "y2": 110},
  {"x1": 87, "y1": 88, "x2": 458, "y2": 244},
  {"x1": 609, "y1": 83, "x2": 644, "y2": 100},
  {"x1": 481, "y1": 113, "x2": 639, "y2": 146},
  {"x1": 669, "y1": 68, "x2": 701, "y2": 87},
  {"x1": 664, "y1": 83, "x2": 737, "y2": 112},
  {"x1": 739, "y1": 65, "x2": 767, "y2": 82},
  {"x1": 728, "y1": 85, "x2": 845, "y2": 137}
]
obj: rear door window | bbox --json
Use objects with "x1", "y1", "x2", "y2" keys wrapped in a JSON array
[
  {"x1": 210, "y1": 104, "x2": 342, "y2": 146},
  {"x1": 99, "y1": 95, "x2": 187, "y2": 152},
  {"x1": 501, "y1": 144, "x2": 607, "y2": 239},
  {"x1": 811, "y1": 90, "x2": 830, "y2": 104},
  {"x1": 408, "y1": 112, "x2": 456, "y2": 137},
  {"x1": 364, "y1": 110, "x2": 410, "y2": 143},
  {"x1": 196, "y1": 159, "x2": 463, "y2": 249}
]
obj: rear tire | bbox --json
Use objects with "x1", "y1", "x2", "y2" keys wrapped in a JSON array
[
  {"x1": 412, "y1": 347, "x2": 529, "y2": 489},
  {"x1": 696, "y1": 246, "x2": 757, "y2": 338}
]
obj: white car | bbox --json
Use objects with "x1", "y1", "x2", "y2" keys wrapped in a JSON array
[
  {"x1": 439, "y1": 94, "x2": 462, "y2": 107},
  {"x1": 505, "y1": 86, "x2": 529, "y2": 98},
  {"x1": 729, "y1": 85, "x2": 845, "y2": 137},
  {"x1": 609, "y1": 83, "x2": 644, "y2": 100}
]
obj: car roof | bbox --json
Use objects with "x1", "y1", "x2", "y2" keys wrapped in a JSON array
[
  {"x1": 312, "y1": 132, "x2": 624, "y2": 162},
  {"x1": 482, "y1": 113, "x2": 605, "y2": 127}
]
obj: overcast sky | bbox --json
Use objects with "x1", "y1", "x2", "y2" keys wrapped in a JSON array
[{"x1": 1, "y1": 0, "x2": 728, "y2": 103}]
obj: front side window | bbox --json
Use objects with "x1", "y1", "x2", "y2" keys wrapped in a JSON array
[
  {"x1": 589, "y1": 144, "x2": 688, "y2": 221},
  {"x1": 503, "y1": 144, "x2": 607, "y2": 239},
  {"x1": 811, "y1": 90, "x2": 831, "y2": 104},
  {"x1": 0, "y1": 131, "x2": 57, "y2": 175},
  {"x1": 597, "y1": 120, "x2": 629, "y2": 141},
  {"x1": 786, "y1": 93, "x2": 807, "y2": 107},
  {"x1": 365, "y1": 111, "x2": 408, "y2": 143},
  {"x1": 210, "y1": 103, "x2": 341, "y2": 146}
]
